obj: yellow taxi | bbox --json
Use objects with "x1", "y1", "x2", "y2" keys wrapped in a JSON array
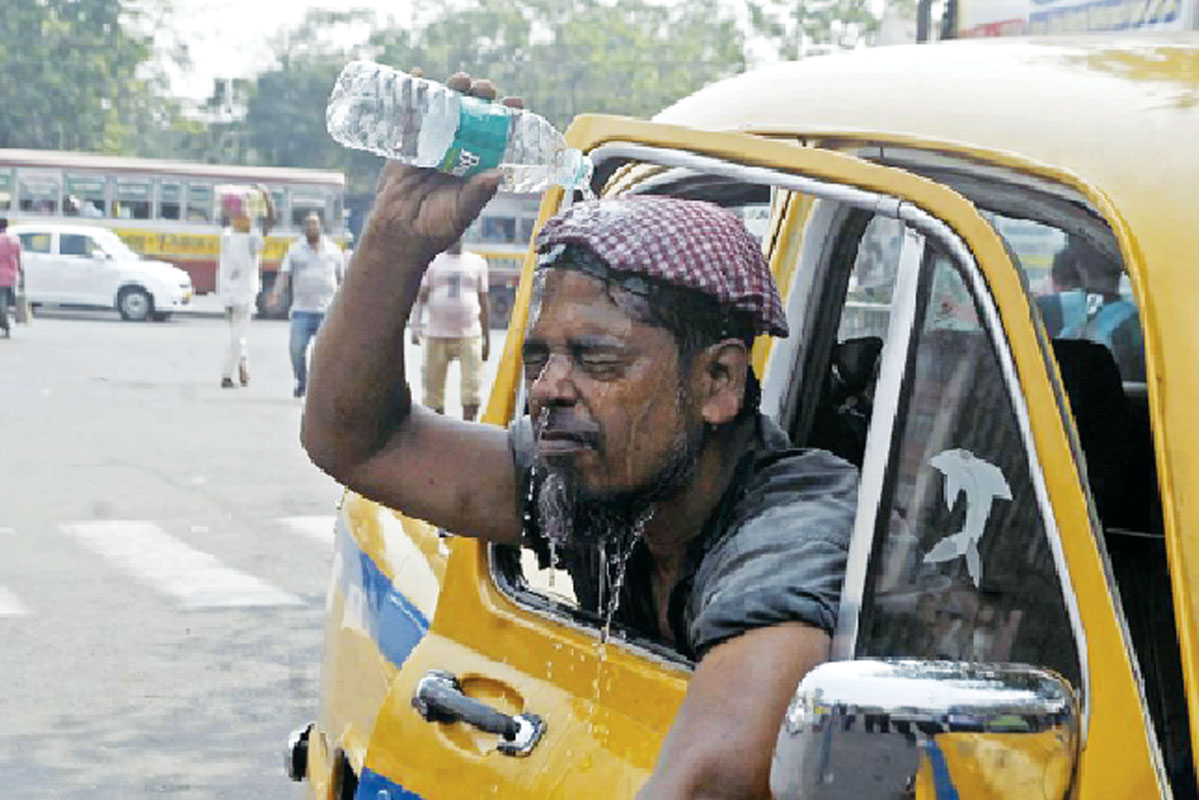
[{"x1": 290, "y1": 33, "x2": 1197, "y2": 798}]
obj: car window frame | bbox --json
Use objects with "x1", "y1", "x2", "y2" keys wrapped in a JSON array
[{"x1": 482, "y1": 141, "x2": 1087, "y2": 687}]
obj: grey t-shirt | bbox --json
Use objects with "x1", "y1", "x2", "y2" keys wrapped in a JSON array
[{"x1": 510, "y1": 414, "x2": 858, "y2": 659}]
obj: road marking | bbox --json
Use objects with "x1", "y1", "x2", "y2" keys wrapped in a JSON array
[
  {"x1": 278, "y1": 515, "x2": 336, "y2": 546},
  {"x1": 0, "y1": 586, "x2": 29, "y2": 616},
  {"x1": 61, "y1": 521, "x2": 303, "y2": 609}
]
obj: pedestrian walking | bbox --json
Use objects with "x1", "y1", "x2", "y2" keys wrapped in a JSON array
[
  {"x1": 0, "y1": 218, "x2": 22, "y2": 338},
  {"x1": 217, "y1": 197, "x2": 272, "y2": 388},
  {"x1": 268, "y1": 212, "x2": 344, "y2": 398},
  {"x1": 410, "y1": 238, "x2": 490, "y2": 420}
]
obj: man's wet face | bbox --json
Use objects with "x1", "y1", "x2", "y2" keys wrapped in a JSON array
[{"x1": 522, "y1": 269, "x2": 705, "y2": 509}]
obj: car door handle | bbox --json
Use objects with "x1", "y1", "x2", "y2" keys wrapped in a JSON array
[{"x1": 412, "y1": 670, "x2": 546, "y2": 756}]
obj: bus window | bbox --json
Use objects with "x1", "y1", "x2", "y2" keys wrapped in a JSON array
[
  {"x1": 187, "y1": 184, "x2": 213, "y2": 222},
  {"x1": 464, "y1": 218, "x2": 483, "y2": 243},
  {"x1": 291, "y1": 193, "x2": 325, "y2": 227},
  {"x1": 65, "y1": 174, "x2": 107, "y2": 217},
  {"x1": 330, "y1": 195, "x2": 343, "y2": 233},
  {"x1": 18, "y1": 173, "x2": 60, "y2": 215},
  {"x1": 0, "y1": 172, "x2": 12, "y2": 211},
  {"x1": 519, "y1": 217, "x2": 535, "y2": 243},
  {"x1": 159, "y1": 182, "x2": 182, "y2": 220},
  {"x1": 481, "y1": 215, "x2": 515, "y2": 243},
  {"x1": 270, "y1": 189, "x2": 286, "y2": 226},
  {"x1": 113, "y1": 178, "x2": 152, "y2": 220}
]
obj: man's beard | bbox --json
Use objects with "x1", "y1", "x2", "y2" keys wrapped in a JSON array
[{"x1": 534, "y1": 388, "x2": 705, "y2": 549}]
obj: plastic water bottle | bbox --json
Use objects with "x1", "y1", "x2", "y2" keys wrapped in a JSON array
[{"x1": 326, "y1": 61, "x2": 593, "y2": 193}]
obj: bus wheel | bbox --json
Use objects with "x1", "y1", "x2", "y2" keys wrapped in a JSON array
[{"x1": 118, "y1": 287, "x2": 153, "y2": 321}]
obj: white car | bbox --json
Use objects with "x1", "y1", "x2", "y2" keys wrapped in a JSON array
[{"x1": 9, "y1": 223, "x2": 193, "y2": 321}]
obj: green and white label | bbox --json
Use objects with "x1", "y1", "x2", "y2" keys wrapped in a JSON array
[{"x1": 438, "y1": 95, "x2": 511, "y2": 177}]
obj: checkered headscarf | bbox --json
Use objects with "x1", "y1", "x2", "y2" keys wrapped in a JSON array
[{"x1": 535, "y1": 196, "x2": 788, "y2": 337}]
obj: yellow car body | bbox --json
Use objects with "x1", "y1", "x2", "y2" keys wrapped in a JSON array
[{"x1": 299, "y1": 33, "x2": 1196, "y2": 799}]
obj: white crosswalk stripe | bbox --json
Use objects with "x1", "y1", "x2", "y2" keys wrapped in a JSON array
[
  {"x1": 0, "y1": 585, "x2": 29, "y2": 616},
  {"x1": 60, "y1": 520, "x2": 304, "y2": 609},
  {"x1": 278, "y1": 515, "x2": 336, "y2": 546}
]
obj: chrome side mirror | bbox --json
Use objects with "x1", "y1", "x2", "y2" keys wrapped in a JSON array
[{"x1": 770, "y1": 659, "x2": 1079, "y2": 799}]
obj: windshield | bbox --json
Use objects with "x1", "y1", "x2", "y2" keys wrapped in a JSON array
[{"x1": 91, "y1": 228, "x2": 140, "y2": 259}]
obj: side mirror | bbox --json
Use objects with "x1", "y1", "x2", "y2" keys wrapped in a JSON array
[{"x1": 770, "y1": 659, "x2": 1080, "y2": 800}]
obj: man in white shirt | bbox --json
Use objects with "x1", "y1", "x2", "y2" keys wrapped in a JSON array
[
  {"x1": 217, "y1": 211, "x2": 265, "y2": 388},
  {"x1": 269, "y1": 212, "x2": 344, "y2": 397},
  {"x1": 410, "y1": 239, "x2": 490, "y2": 420}
]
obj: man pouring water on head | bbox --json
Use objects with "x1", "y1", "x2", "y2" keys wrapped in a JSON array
[{"x1": 304, "y1": 76, "x2": 857, "y2": 800}]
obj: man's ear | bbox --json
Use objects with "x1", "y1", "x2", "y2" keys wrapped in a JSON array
[{"x1": 697, "y1": 339, "x2": 749, "y2": 426}]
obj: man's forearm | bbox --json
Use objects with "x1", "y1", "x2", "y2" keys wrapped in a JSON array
[
  {"x1": 302, "y1": 233, "x2": 427, "y2": 478},
  {"x1": 301, "y1": 162, "x2": 500, "y2": 480}
]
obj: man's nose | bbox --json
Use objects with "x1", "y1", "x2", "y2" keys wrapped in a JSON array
[{"x1": 529, "y1": 353, "x2": 579, "y2": 405}]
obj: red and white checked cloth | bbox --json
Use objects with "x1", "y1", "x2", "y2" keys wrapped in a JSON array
[{"x1": 535, "y1": 196, "x2": 788, "y2": 337}]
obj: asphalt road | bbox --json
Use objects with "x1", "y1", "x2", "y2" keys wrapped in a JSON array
[{"x1": 0, "y1": 298, "x2": 502, "y2": 797}]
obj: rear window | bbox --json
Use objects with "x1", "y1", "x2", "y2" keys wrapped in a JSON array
[
  {"x1": 17, "y1": 233, "x2": 50, "y2": 253},
  {"x1": 988, "y1": 213, "x2": 1143, "y2": 384}
]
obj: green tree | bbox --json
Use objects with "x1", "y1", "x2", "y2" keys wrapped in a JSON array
[
  {"x1": 0, "y1": 0, "x2": 168, "y2": 152},
  {"x1": 370, "y1": 0, "x2": 746, "y2": 131},
  {"x1": 747, "y1": 0, "x2": 880, "y2": 57}
]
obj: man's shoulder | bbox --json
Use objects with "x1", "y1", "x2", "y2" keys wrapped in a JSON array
[{"x1": 718, "y1": 424, "x2": 859, "y2": 549}]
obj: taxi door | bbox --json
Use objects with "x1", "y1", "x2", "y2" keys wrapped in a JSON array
[{"x1": 349, "y1": 116, "x2": 1147, "y2": 798}]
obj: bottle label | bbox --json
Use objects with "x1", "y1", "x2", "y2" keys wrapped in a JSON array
[{"x1": 438, "y1": 96, "x2": 510, "y2": 178}]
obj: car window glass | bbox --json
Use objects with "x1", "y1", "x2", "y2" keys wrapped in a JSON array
[
  {"x1": 988, "y1": 213, "x2": 1144, "y2": 383},
  {"x1": 18, "y1": 233, "x2": 50, "y2": 254},
  {"x1": 800, "y1": 213, "x2": 905, "y2": 467},
  {"x1": 61, "y1": 234, "x2": 102, "y2": 258},
  {"x1": 838, "y1": 216, "x2": 903, "y2": 341},
  {"x1": 854, "y1": 249, "x2": 1081, "y2": 689}
]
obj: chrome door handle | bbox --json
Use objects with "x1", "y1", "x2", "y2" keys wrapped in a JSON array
[{"x1": 412, "y1": 670, "x2": 546, "y2": 756}]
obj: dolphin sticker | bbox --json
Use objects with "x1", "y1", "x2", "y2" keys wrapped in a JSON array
[{"x1": 923, "y1": 448, "x2": 1012, "y2": 587}]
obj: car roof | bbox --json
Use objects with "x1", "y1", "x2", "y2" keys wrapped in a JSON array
[{"x1": 656, "y1": 34, "x2": 1197, "y2": 293}]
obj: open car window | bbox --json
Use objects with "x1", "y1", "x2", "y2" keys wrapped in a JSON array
[{"x1": 486, "y1": 139, "x2": 1083, "y2": 682}]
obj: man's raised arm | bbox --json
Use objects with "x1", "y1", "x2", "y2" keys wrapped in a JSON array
[{"x1": 301, "y1": 163, "x2": 522, "y2": 544}]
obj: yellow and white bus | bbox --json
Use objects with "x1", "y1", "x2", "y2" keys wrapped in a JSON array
[
  {"x1": 0, "y1": 149, "x2": 346, "y2": 311},
  {"x1": 458, "y1": 191, "x2": 541, "y2": 326}
]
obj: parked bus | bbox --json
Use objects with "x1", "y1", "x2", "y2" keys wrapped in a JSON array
[
  {"x1": 459, "y1": 191, "x2": 541, "y2": 326},
  {"x1": 0, "y1": 149, "x2": 346, "y2": 314}
]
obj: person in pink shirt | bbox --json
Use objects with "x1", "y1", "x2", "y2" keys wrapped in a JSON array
[{"x1": 0, "y1": 218, "x2": 22, "y2": 338}]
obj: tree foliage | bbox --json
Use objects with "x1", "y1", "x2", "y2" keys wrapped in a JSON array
[
  {"x1": 747, "y1": 0, "x2": 880, "y2": 56},
  {"x1": 370, "y1": 0, "x2": 746, "y2": 131},
  {"x1": 0, "y1": 0, "x2": 173, "y2": 152},
  {"x1": 0, "y1": 0, "x2": 896, "y2": 189}
]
